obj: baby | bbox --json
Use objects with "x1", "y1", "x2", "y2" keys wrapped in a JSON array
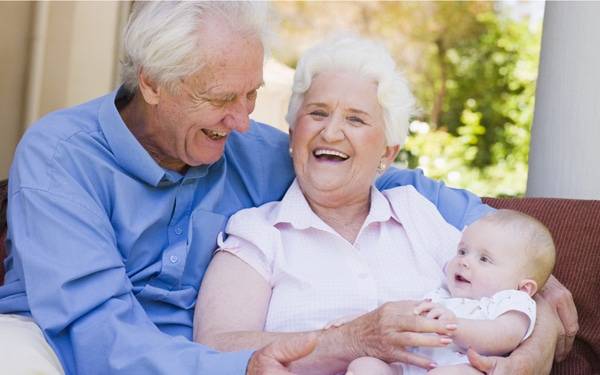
[{"x1": 346, "y1": 209, "x2": 556, "y2": 375}]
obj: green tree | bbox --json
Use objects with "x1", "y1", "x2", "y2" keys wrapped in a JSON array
[{"x1": 403, "y1": 11, "x2": 541, "y2": 196}]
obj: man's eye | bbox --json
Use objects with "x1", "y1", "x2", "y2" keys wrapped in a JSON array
[{"x1": 247, "y1": 90, "x2": 257, "y2": 101}]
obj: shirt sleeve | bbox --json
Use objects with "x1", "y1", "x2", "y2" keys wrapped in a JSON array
[
  {"x1": 217, "y1": 207, "x2": 279, "y2": 284},
  {"x1": 9, "y1": 188, "x2": 253, "y2": 375},
  {"x1": 376, "y1": 167, "x2": 494, "y2": 229},
  {"x1": 487, "y1": 290, "x2": 537, "y2": 341}
]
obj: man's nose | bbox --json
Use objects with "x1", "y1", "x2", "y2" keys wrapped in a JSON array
[{"x1": 223, "y1": 99, "x2": 251, "y2": 132}]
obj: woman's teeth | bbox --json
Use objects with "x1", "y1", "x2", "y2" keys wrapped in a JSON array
[
  {"x1": 313, "y1": 149, "x2": 349, "y2": 161},
  {"x1": 202, "y1": 129, "x2": 227, "y2": 140}
]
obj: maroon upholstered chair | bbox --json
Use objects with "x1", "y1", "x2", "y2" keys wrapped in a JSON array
[
  {"x1": 483, "y1": 197, "x2": 600, "y2": 375},
  {"x1": 0, "y1": 180, "x2": 598, "y2": 373}
]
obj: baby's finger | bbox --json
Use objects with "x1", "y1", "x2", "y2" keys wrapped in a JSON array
[{"x1": 413, "y1": 302, "x2": 435, "y2": 315}]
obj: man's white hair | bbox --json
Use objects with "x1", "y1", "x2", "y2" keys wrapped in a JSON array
[
  {"x1": 121, "y1": 1, "x2": 271, "y2": 94},
  {"x1": 285, "y1": 35, "x2": 416, "y2": 146}
]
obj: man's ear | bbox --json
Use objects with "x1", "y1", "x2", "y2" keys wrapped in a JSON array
[
  {"x1": 518, "y1": 279, "x2": 538, "y2": 297},
  {"x1": 381, "y1": 145, "x2": 401, "y2": 166},
  {"x1": 138, "y1": 70, "x2": 161, "y2": 105}
]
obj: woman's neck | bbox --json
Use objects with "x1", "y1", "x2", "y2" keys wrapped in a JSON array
[{"x1": 305, "y1": 191, "x2": 371, "y2": 244}]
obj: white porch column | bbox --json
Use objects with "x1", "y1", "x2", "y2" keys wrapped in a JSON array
[{"x1": 527, "y1": 2, "x2": 600, "y2": 199}]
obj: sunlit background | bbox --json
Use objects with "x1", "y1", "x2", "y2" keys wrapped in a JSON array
[
  {"x1": 257, "y1": 1, "x2": 545, "y2": 197},
  {"x1": 0, "y1": 1, "x2": 557, "y2": 198}
]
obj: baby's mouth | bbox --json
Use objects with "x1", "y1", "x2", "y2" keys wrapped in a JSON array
[
  {"x1": 455, "y1": 274, "x2": 471, "y2": 284},
  {"x1": 202, "y1": 129, "x2": 228, "y2": 141}
]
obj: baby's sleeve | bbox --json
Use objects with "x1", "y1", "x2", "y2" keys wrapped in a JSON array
[
  {"x1": 488, "y1": 290, "x2": 537, "y2": 341},
  {"x1": 216, "y1": 206, "x2": 280, "y2": 284}
]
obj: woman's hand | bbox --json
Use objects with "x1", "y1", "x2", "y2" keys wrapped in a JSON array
[
  {"x1": 345, "y1": 300, "x2": 456, "y2": 369},
  {"x1": 539, "y1": 275, "x2": 579, "y2": 361}
]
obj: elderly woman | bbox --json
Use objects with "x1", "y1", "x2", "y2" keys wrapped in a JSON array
[{"x1": 194, "y1": 36, "x2": 561, "y2": 374}]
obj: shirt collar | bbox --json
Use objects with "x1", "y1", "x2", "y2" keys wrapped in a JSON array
[
  {"x1": 272, "y1": 179, "x2": 400, "y2": 232},
  {"x1": 98, "y1": 87, "x2": 219, "y2": 187},
  {"x1": 99, "y1": 87, "x2": 165, "y2": 186}
]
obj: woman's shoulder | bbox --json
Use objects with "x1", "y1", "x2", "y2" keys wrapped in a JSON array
[{"x1": 226, "y1": 200, "x2": 282, "y2": 232}]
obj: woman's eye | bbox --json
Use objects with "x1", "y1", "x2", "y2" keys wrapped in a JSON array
[
  {"x1": 310, "y1": 111, "x2": 327, "y2": 118},
  {"x1": 348, "y1": 116, "x2": 366, "y2": 125}
]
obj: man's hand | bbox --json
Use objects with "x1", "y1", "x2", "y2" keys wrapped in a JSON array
[
  {"x1": 246, "y1": 333, "x2": 318, "y2": 375},
  {"x1": 540, "y1": 275, "x2": 579, "y2": 361},
  {"x1": 466, "y1": 348, "x2": 532, "y2": 375},
  {"x1": 348, "y1": 301, "x2": 456, "y2": 370}
]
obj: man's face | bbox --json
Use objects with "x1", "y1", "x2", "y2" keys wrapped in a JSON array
[{"x1": 148, "y1": 28, "x2": 264, "y2": 168}]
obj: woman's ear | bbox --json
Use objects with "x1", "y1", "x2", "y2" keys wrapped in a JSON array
[
  {"x1": 381, "y1": 145, "x2": 401, "y2": 166},
  {"x1": 138, "y1": 69, "x2": 161, "y2": 105},
  {"x1": 518, "y1": 279, "x2": 538, "y2": 297}
]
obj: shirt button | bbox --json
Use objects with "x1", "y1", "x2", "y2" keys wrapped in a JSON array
[
  {"x1": 169, "y1": 255, "x2": 179, "y2": 264},
  {"x1": 174, "y1": 227, "x2": 183, "y2": 235}
]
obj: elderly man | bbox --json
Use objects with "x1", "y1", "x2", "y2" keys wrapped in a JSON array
[{"x1": 0, "y1": 2, "x2": 576, "y2": 375}]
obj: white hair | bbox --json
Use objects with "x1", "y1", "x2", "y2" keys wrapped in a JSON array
[
  {"x1": 285, "y1": 35, "x2": 416, "y2": 146},
  {"x1": 121, "y1": 1, "x2": 272, "y2": 94}
]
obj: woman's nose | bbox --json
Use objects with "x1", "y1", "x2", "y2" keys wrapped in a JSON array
[{"x1": 320, "y1": 117, "x2": 344, "y2": 142}]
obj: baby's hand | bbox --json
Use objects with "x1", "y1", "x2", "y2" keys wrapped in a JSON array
[{"x1": 414, "y1": 301, "x2": 456, "y2": 321}]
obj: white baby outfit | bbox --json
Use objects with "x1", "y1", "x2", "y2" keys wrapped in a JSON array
[{"x1": 401, "y1": 288, "x2": 536, "y2": 374}]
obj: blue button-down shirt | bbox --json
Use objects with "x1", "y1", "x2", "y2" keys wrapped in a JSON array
[{"x1": 0, "y1": 88, "x2": 492, "y2": 374}]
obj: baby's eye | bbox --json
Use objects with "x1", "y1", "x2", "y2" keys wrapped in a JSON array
[
  {"x1": 480, "y1": 256, "x2": 491, "y2": 263},
  {"x1": 457, "y1": 248, "x2": 467, "y2": 256}
]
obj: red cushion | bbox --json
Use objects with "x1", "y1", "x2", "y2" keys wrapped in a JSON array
[{"x1": 483, "y1": 197, "x2": 600, "y2": 375}]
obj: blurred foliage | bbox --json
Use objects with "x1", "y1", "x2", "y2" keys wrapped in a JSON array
[{"x1": 271, "y1": 2, "x2": 542, "y2": 197}]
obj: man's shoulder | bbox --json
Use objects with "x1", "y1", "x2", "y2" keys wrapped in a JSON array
[
  {"x1": 228, "y1": 120, "x2": 289, "y2": 150},
  {"x1": 12, "y1": 94, "x2": 112, "y2": 190},
  {"x1": 224, "y1": 120, "x2": 294, "y2": 205}
]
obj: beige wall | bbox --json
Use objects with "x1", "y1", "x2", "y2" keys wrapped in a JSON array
[
  {"x1": 0, "y1": 2, "x2": 33, "y2": 180},
  {"x1": 0, "y1": 1, "x2": 130, "y2": 180}
]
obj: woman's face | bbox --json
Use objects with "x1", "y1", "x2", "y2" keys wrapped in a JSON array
[{"x1": 291, "y1": 70, "x2": 398, "y2": 205}]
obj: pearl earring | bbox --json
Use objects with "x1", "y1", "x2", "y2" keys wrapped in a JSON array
[
  {"x1": 289, "y1": 147, "x2": 293, "y2": 157},
  {"x1": 377, "y1": 161, "x2": 386, "y2": 173}
]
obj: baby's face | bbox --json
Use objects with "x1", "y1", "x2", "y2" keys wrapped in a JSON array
[{"x1": 446, "y1": 220, "x2": 527, "y2": 299}]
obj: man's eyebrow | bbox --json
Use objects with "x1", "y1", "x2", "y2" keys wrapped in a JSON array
[
  {"x1": 203, "y1": 81, "x2": 265, "y2": 100},
  {"x1": 305, "y1": 102, "x2": 329, "y2": 109}
]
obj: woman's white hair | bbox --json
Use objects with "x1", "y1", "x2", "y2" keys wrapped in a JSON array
[
  {"x1": 121, "y1": 1, "x2": 272, "y2": 94},
  {"x1": 286, "y1": 35, "x2": 416, "y2": 146}
]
